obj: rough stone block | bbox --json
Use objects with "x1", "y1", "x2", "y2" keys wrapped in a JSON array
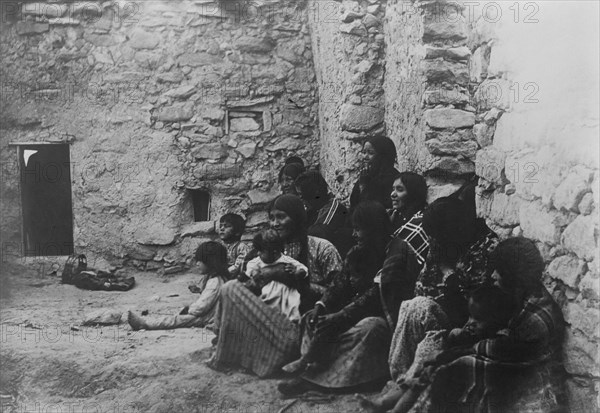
[
  {"x1": 267, "y1": 138, "x2": 301, "y2": 152},
  {"x1": 247, "y1": 188, "x2": 280, "y2": 205},
  {"x1": 561, "y1": 215, "x2": 598, "y2": 261},
  {"x1": 423, "y1": 16, "x2": 467, "y2": 42},
  {"x1": 565, "y1": 301, "x2": 600, "y2": 339},
  {"x1": 234, "y1": 36, "x2": 274, "y2": 53},
  {"x1": 425, "y1": 129, "x2": 475, "y2": 142},
  {"x1": 339, "y1": 21, "x2": 367, "y2": 36},
  {"x1": 578, "y1": 193, "x2": 595, "y2": 216},
  {"x1": 341, "y1": 10, "x2": 365, "y2": 23},
  {"x1": 158, "y1": 71, "x2": 185, "y2": 84},
  {"x1": 425, "y1": 139, "x2": 478, "y2": 157},
  {"x1": 16, "y1": 21, "x2": 49, "y2": 35},
  {"x1": 566, "y1": 378, "x2": 600, "y2": 413},
  {"x1": 475, "y1": 147, "x2": 506, "y2": 185},
  {"x1": 179, "y1": 53, "x2": 222, "y2": 67},
  {"x1": 191, "y1": 143, "x2": 226, "y2": 160},
  {"x1": 429, "y1": 156, "x2": 475, "y2": 175},
  {"x1": 340, "y1": 104, "x2": 384, "y2": 132},
  {"x1": 580, "y1": 272, "x2": 600, "y2": 300},
  {"x1": 156, "y1": 103, "x2": 194, "y2": 122},
  {"x1": 519, "y1": 200, "x2": 572, "y2": 244},
  {"x1": 193, "y1": 164, "x2": 242, "y2": 180},
  {"x1": 563, "y1": 329, "x2": 600, "y2": 376},
  {"x1": 488, "y1": 191, "x2": 520, "y2": 226},
  {"x1": 424, "y1": 108, "x2": 475, "y2": 129},
  {"x1": 423, "y1": 88, "x2": 471, "y2": 106},
  {"x1": 425, "y1": 46, "x2": 471, "y2": 61},
  {"x1": 422, "y1": 59, "x2": 469, "y2": 86},
  {"x1": 548, "y1": 255, "x2": 587, "y2": 288},
  {"x1": 473, "y1": 123, "x2": 494, "y2": 147},
  {"x1": 554, "y1": 166, "x2": 593, "y2": 212},
  {"x1": 165, "y1": 85, "x2": 196, "y2": 99},
  {"x1": 362, "y1": 13, "x2": 380, "y2": 28},
  {"x1": 230, "y1": 117, "x2": 260, "y2": 132},
  {"x1": 236, "y1": 142, "x2": 257, "y2": 158},
  {"x1": 202, "y1": 107, "x2": 225, "y2": 121},
  {"x1": 246, "y1": 211, "x2": 269, "y2": 228},
  {"x1": 129, "y1": 29, "x2": 161, "y2": 50}
]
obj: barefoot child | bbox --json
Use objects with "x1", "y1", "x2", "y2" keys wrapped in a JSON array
[
  {"x1": 357, "y1": 285, "x2": 515, "y2": 413},
  {"x1": 244, "y1": 229, "x2": 308, "y2": 322},
  {"x1": 128, "y1": 241, "x2": 229, "y2": 331}
]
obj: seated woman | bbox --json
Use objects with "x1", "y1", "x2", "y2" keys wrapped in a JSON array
[
  {"x1": 127, "y1": 241, "x2": 229, "y2": 330},
  {"x1": 388, "y1": 172, "x2": 429, "y2": 266},
  {"x1": 207, "y1": 194, "x2": 342, "y2": 378},
  {"x1": 408, "y1": 238, "x2": 566, "y2": 413},
  {"x1": 294, "y1": 170, "x2": 352, "y2": 257},
  {"x1": 389, "y1": 172, "x2": 428, "y2": 232},
  {"x1": 278, "y1": 202, "x2": 421, "y2": 396},
  {"x1": 358, "y1": 284, "x2": 515, "y2": 413},
  {"x1": 278, "y1": 161, "x2": 305, "y2": 196},
  {"x1": 349, "y1": 136, "x2": 400, "y2": 213}
]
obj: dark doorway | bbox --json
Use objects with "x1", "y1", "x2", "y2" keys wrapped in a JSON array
[
  {"x1": 19, "y1": 144, "x2": 74, "y2": 256},
  {"x1": 190, "y1": 189, "x2": 210, "y2": 222}
]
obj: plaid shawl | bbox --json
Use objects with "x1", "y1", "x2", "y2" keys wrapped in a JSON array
[
  {"x1": 428, "y1": 287, "x2": 566, "y2": 413},
  {"x1": 392, "y1": 211, "x2": 430, "y2": 266}
]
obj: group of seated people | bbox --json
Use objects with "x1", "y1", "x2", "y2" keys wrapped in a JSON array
[{"x1": 127, "y1": 136, "x2": 567, "y2": 413}]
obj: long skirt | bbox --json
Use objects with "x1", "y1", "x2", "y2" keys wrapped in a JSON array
[
  {"x1": 388, "y1": 296, "x2": 450, "y2": 381},
  {"x1": 301, "y1": 317, "x2": 391, "y2": 388},
  {"x1": 211, "y1": 280, "x2": 300, "y2": 377}
]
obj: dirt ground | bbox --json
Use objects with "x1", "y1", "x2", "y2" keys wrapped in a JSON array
[{"x1": 0, "y1": 261, "x2": 367, "y2": 413}]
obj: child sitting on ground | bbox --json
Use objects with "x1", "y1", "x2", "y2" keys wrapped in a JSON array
[
  {"x1": 127, "y1": 241, "x2": 229, "y2": 331},
  {"x1": 219, "y1": 213, "x2": 251, "y2": 280},
  {"x1": 282, "y1": 245, "x2": 381, "y2": 374},
  {"x1": 243, "y1": 229, "x2": 308, "y2": 323},
  {"x1": 358, "y1": 284, "x2": 515, "y2": 413}
]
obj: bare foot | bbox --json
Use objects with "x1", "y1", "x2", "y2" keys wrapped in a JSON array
[
  {"x1": 127, "y1": 311, "x2": 147, "y2": 331},
  {"x1": 355, "y1": 394, "x2": 385, "y2": 413},
  {"x1": 282, "y1": 358, "x2": 307, "y2": 374}
]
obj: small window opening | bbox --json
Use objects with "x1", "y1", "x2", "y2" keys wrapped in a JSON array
[
  {"x1": 190, "y1": 189, "x2": 210, "y2": 222},
  {"x1": 227, "y1": 110, "x2": 264, "y2": 133}
]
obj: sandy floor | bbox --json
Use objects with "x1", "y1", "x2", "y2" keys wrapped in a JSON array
[{"x1": 0, "y1": 261, "x2": 368, "y2": 413}]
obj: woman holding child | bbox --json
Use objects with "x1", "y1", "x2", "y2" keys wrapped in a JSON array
[
  {"x1": 208, "y1": 194, "x2": 342, "y2": 377},
  {"x1": 278, "y1": 201, "x2": 429, "y2": 397}
]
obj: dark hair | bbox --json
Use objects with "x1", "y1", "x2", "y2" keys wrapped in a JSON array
[
  {"x1": 285, "y1": 156, "x2": 304, "y2": 168},
  {"x1": 268, "y1": 194, "x2": 309, "y2": 264},
  {"x1": 352, "y1": 201, "x2": 392, "y2": 262},
  {"x1": 219, "y1": 213, "x2": 246, "y2": 238},
  {"x1": 278, "y1": 162, "x2": 305, "y2": 183},
  {"x1": 394, "y1": 172, "x2": 428, "y2": 219},
  {"x1": 367, "y1": 136, "x2": 397, "y2": 173},
  {"x1": 295, "y1": 171, "x2": 329, "y2": 202},
  {"x1": 345, "y1": 245, "x2": 381, "y2": 279},
  {"x1": 490, "y1": 238, "x2": 545, "y2": 295},
  {"x1": 422, "y1": 196, "x2": 476, "y2": 264},
  {"x1": 469, "y1": 285, "x2": 514, "y2": 326},
  {"x1": 450, "y1": 182, "x2": 477, "y2": 222},
  {"x1": 252, "y1": 229, "x2": 285, "y2": 253},
  {"x1": 194, "y1": 241, "x2": 229, "y2": 278}
]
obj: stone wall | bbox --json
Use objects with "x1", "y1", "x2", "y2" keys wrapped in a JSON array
[
  {"x1": 383, "y1": 1, "x2": 599, "y2": 410},
  {"x1": 384, "y1": 0, "x2": 475, "y2": 200},
  {"x1": 0, "y1": 0, "x2": 320, "y2": 270},
  {"x1": 307, "y1": 0, "x2": 386, "y2": 199},
  {"x1": 470, "y1": 2, "x2": 600, "y2": 411}
]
